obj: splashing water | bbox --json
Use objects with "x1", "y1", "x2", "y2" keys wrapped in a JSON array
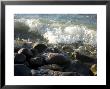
[
  {"x1": 43, "y1": 26, "x2": 96, "y2": 47},
  {"x1": 14, "y1": 14, "x2": 97, "y2": 47}
]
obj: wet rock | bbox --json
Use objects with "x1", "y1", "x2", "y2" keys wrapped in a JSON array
[
  {"x1": 14, "y1": 47, "x2": 21, "y2": 53},
  {"x1": 28, "y1": 56, "x2": 46, "y2": 69},
  {"x1": 75, "y1": 52, "x2": 96, "y2": 63},
  {"x1": 18, "y1": 48, "x2": 33, "y2": 56},
  {"x1": 14, "y1": 64, "x2": 32, "y2": 76},
  {"x1": 18, "y1": 48, "x2": 33, "y2": 61},
  {"x1": 47, "y1": 53, "x2": 71, "y2": 66},
  {"x1": 30, "y1": 48, "x2": 38, "y2": 57},
  {"x1": 33, "y1": 43, "x2": 47, "y2": 53},
  {"x1": 64, "y1": 60, "x2": 93, "y2": 76},
  {"x1": 14, "y1": 53, "x2": 26, "y2": 64}
]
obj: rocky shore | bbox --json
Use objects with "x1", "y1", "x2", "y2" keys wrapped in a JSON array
[{"x1": 14, "y1": 42, "x2": 97, "y2": 76}]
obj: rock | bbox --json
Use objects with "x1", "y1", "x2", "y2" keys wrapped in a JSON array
[
  {"x1": 75, "y1": 52, "x2": 96, "y2": 63},
  {"x1": 14, "y1": 47, "x2": 21, "y2": 53},
  {"x1": 14, "y1": 64, "x2": 32, "y2": 76},
  {"x1": 18, "y1": 48, "x2": 33, "y2": 61},
  {"x1": 33, "y1": 44, "x2": 47, "y2": 53},
  {"x1": 47, "y1": 53, "x2": 71, "y2": 66},
  {"x1": 64, "y1": 60, "x2": 93, "y2": 76},
  {"x1": 18, "y1": 48, "x2": 33, "y2": 56},
  {"x1": 45, "y1": 47, "x2": 54, "y2": 53},
  {"x1": 28, "y1": 56, "x2": 46, "y2": 69},
  {"x1": 30, "y1": 48, "x2": 38, "y2": 57},
  {"x1": 14, "y1": 53, "x2": 26, "y2": 64},
  {"x1": 62, "y1": 45, "x2": 74, "y2": 52}
]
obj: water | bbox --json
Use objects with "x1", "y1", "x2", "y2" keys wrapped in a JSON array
[{"x1": 14, "y1": 14, "x2": 97, "y2": 47}]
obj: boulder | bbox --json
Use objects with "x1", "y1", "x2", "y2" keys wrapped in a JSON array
[
  {"x1": 18, "y1": 48, "x2": 33, "y2": 61},
  {"x1": 14, "y1": 53, "x2": 26, "y2": 64},
  {"x1": 64, "y1": 60, "x2": 94, "y2": 76},
  {"x1": 30, "y1": 48, "x2": 38, "y2": 57},
  {"x1": 14, "y1": 64, "x2": 32, "y2": 76},
  {"x1": 75, "y1": 52, "x2": 96, "y2": 63},
  {"x1": 47, "y1": 53, "x2": 71, "y2": 66},
  {"x1": 33, "y1": 44, "x2": 47, "y2": 53},
  {"x1": 28, "y1": 56, "x2": 46, "y2": 69}
]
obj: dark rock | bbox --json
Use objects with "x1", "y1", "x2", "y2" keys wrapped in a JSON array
[
  {"x1": 75, "y1": 52, "x2": 96, "y2": 63},
  {"x1": 33, "y1": 44, "x2": 47, "y2": 53},
  {"x1": 30, "y1": 48, "x2": 38, "y2": 57},
  {"x1": 14, "y1": 64, "x2": 32, "y2": 76},
  {"x1": 47, "y1": 53, "x2": 71, "y2": 66},
  {"x1": 14, "y1": 47, "x2": 21, "y2": 53},
  {"x1": 45, "y1": 47, "x2": 55, "y2": 53},
  {"x1": 64, "y1": 60, "x2": 93, "y2": 76},
  {"x1": 14, "y1": 53, "x2": 26, "y2": 64},
  {"x1": 18, "y1": 48, "x2": 33, "y2": 61},
  {"x1": 27, "y1": 56, "x2": 46, "y2": 69}
]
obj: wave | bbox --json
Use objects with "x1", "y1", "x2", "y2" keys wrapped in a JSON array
[{"x1": 14, "y1": 18, "x2": 97, "y2": 47}]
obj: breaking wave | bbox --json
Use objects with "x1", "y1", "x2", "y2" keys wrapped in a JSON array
[
  {"x1": 43, "y1": 26, "x2": 96, "y2": 47},
  {"x1": 14, "y1": 14, "x2": 97, "y2": 47}
]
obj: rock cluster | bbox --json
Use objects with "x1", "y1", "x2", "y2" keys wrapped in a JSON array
[{"x1": 14, "y1": 43, "x2": 96, "y2": 76}]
